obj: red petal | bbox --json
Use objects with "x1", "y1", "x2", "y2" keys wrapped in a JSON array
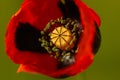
[
  {"x1": 18, "y1": 0, "x2": 62, "y2": 30},
  {"x1": 5, "y1": 0, "x2": 62, "y2": 64},
  {"x1": 17, "y1": 53, "x2": 93, "y2": 78},
  {"x1": 89, "y1": 8, "x2": 101, "y2": 26}
]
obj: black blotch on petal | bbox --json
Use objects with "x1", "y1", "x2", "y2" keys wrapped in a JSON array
[
  {"x1": 58, "y1": 0, "x2": 80, "y2": 21},
  {"x1": 15, "y1": 22, "x2": 47, "y2": 53},
  {"x1": 92, "y1": 22, "x2": 101, "y2": 54}
]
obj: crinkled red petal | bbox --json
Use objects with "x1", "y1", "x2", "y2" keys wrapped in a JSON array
[{"x1": 5, "y1": 0, "x2": 100, "y2": 78}]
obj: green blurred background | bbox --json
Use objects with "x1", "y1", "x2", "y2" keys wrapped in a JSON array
[{"x1": 0, "y1": 0, "x2": 120, "y2": 80}]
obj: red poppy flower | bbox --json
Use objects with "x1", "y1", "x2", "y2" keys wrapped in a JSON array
[{"x1": 5, "y1": 0, "x2": 101, "y2": 78}]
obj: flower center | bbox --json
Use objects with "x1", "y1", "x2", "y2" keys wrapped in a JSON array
[
  {"x1": 39, "y1": 17, "x2": 83, "y2": 66},
  {"x1": 50, "y1": 26, "x2": 74, "y2": 50}
]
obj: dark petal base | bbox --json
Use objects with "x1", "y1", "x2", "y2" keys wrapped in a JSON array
[
  {"x1": 92, "y1": 22, "x2": 101, "y2": 54},
  {"x1": 58, "y1": 0, "x2": 80, "y2": 21},
  {"x1": 15, "y1": 23, "x2": 47, "y2": 53}
]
